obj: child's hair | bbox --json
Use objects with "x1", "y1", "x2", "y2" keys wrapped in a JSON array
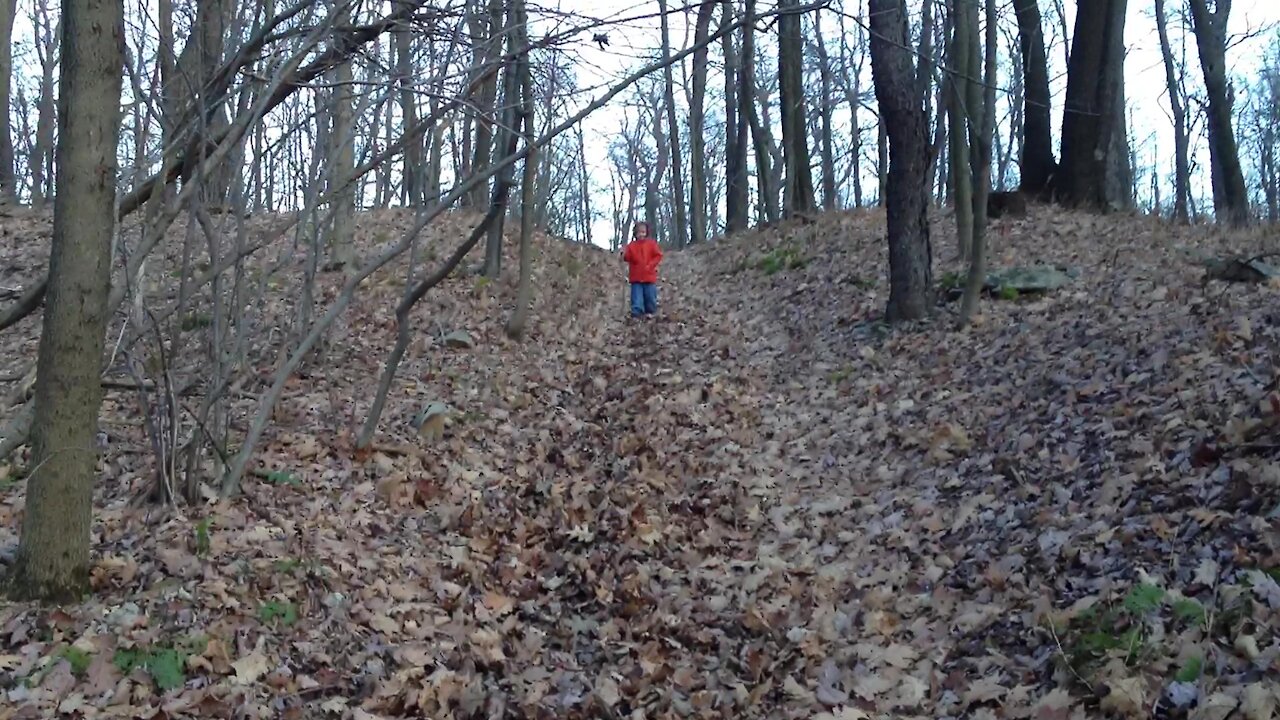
[{"x1": 633, "y1": 221, "x2": 650, "y2": 236}]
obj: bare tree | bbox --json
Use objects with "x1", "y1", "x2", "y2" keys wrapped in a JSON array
[{"x1": 778, "y1": 0, "x2": 816, "y2": 215}]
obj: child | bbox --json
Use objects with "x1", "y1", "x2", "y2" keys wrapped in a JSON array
[{"x1": 621, "y1": 221, "x2": 664, "y2": 318}]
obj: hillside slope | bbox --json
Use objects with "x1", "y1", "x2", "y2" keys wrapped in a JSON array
[{"x1": 0, "y1": 204, "x2": 1277, "y2": 719}]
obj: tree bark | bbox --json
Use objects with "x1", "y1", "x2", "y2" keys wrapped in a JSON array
[
  {"x1": 1057, "y1": 0, "x2": 1129, "y2": 211},
  {"x1": 1187, "y1": 0, "x2": 1250, "y2": 226},
  {"x1": 741, "y1": 0, "x2": 778, "y2": 224},
  {"x1": 959, "y1": 0, "x2": 998, "y2": 326},
  {"x1": 325, "y1": 0, "x2": 356, "y2": 270},
  {"x1": 778, "y1": 0, "x2": 816, "y2": 215},
  {"x1": 947, "y1": 0, "x2": 974, "y2": 262},
  {"x1": 506, "y1": 0, "x2": 535, "y2": 339},
  {"x1": 724, "y1": 0, "x2": 749, "y2": 231},
  {"x1": 7, "y1": 0, "x2": 124, "y2": 602},
  {"x1": 658, "y1": 0, "x2": 689, "y2": 246},
  {"x1": 0, "y1": 0, "x2": 16, "y2": 202},
  {"x1": 869, "y1": 0, "x2": 932, "y2": 321},
  {"x1": 687, "y1": 0, "x2": 716, "y2": 243},
  {"x1": 1153, "y1": 0, "x2": 1191, "y2": 222},
  {"x1": 813, "y1": 10, "x2": 837, "y2": 210},
  {"x1": 1012, "y1": 0, "x2": 1056, "y2": 195}
]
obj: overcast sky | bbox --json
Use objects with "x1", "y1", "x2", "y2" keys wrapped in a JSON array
[{"x1": 559, "y1": 0, "x2": 1280, "y2": 247}]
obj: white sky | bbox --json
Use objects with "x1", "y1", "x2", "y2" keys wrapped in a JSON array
[{"x1": 558, "y1": 0, "x2": 1280, "y2": 248}]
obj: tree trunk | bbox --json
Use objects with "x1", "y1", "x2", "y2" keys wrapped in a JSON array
[
  {"x1": 687, "y1": 1, "x2": 715, "y2": 244},
  {"x1": 483, "y1": 3, "x2": 517, "y2": 278},
  {"x1": 0, "y1": 0, "x2": 16, "y2": 202},
  {"x1": 506, "y1": 0, "x2": 535, "y2": 339},
  {"x1": 778, "y1": 0, "x2": 816, "y2": 216},
  {"x1": 947, "y1": 0, "x2": 974, "y2": 262},
  {"x1": 813, "y1": 10, "x2": 837, "y2": 210},
  {"x1": 326, "y1": 1, "x2": 356, "y2": 270},
  {"x1": 658, "y1": 0, "x2": 689, "y2": 247},
  {"x1": 1057, "y1": 0, "x2": 1129, "y2": 211},
  {"x1": 466, "y1": 0, "x2": 502, "y2": 209},
  {"x1": 1012, "y1": 0, "x2": 1056, "y2": 196},
  {"x1": 7, "y1": 0, "x2": 124, "y2": 603},
  {"x1": 869, "y1": 0, "x2": 932, "y2": 322},
  {"x1": 1187, "y1": 0, "x2": 1250, "y2": 226},
  {"x1": 959, "y1": 0, "x2": 998, "y2": 326},
  {"x1": 1153, "y1": 0, "x2": 1190, "y2": 222},
  {"x1": 724, "y1": 0, "x2": 749, "y2": 232},
  {"x1": 30, "y1": 0, "x2": 58, "y2": 208},
  {"x1": 741, "y1": 0, "x2": 778, "y2": 224}
]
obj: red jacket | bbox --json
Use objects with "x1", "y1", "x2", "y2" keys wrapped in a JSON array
[{"x1": 622, "y1": 238, "x2": 663, "y2": 283}]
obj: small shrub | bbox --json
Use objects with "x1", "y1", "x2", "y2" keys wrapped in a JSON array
[
  {"x1": 564, "y1": 257, "x2": 583, "y2": 278},
  {"x1": 259, "y1": 600, "x2": 299, "y2": 627},
  {"x1": 57, "y1": 646, "x2": 92, "y2": 676},
  {"x1": 180, "y1": 313, "x2": 213, "y2": 332},
  {"x1": 756, "y1": 246, "x2": 807, "y2": 275},
  {"x1": 193, "y1": 518, "x2": 211, "y2": 557},
  {"x1": 998, "y1": 285, "x2": 1019, "y2": 301},
  {"x1": 113, "y1": 643, "x2": 192, "y2": 691},
  {"x1": 264, "y1": 470, "x2": 298, "y2": 486}
]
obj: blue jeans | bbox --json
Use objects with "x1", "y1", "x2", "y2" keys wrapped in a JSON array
[{"x1": 630, "y1": 282, "x2": 657, "y2": 316}]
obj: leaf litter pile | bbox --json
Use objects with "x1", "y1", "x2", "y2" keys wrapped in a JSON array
[{"x1": 1, "y1": 204, "x2": 1279, "y2": 719}]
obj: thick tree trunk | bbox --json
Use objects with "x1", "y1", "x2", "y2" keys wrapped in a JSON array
[
  {"x1": 1187, "y1": 0, "x2": 1250, "y2": 226},
  {"x1": 0, "y1": 0, "x2": 15, "y2": 202},
  {"x1": 1012, "y1": 0, "x2": 1056, "y2": 196},
  {"x1": 326, "y1": 1, "x2": 356, "y2": 270},
  {"x1": 869, "y1": 0, "x2": 932, "y2": 322},
  {"x1": 7, "y1": 0, "x2": 124, "y2": 603},
  {"x1": 1058, "y1": 0, "x2": 1129, "y2": 211},
  {"x1": 658, "y1": 0, "x2": 689, "y2": 247},
  {"x1": 778, "y1": 0, "x2": 816, "y2": 215},
  {"x1": 687, "y1": 1, "x2": 715, "y2": 244},
  {"x1": 724, "y1": 0, "x2": 749, "y2": 232}
]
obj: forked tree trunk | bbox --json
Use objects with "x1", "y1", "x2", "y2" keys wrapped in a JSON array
[
  {"x1": 1153, "y1": 0, "x2": 1191, "y2": 222},
  {"x1": 778, "y1": 0, "x2": 815, "y2": 215},
  {"x1": 1187, "y1": 0, "x2": 1250, "y2": 226},
  {"x1": 8, "y1": 0, "x2": 124, "y2": 603},
  {"x1": 869, "y1": 0, "x2": 932, "y2": 321}
]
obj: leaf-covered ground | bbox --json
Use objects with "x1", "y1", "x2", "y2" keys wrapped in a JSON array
[{"x1": 1, "y1": 203, "x2": 1279, "y2": 719}]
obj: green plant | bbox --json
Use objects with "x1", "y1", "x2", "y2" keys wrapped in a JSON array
[
  {"x1": 57, "y1": 645, "x2": 92, "y2": 676},
  {"x1": 564, "y1": 257, "x2": 583, "y2": 278},
  {"x1": 193, "y1": 518, "x2": 211, "y2": 557},
  {"x1": 180, "y1": 312, "x2": 213, "y2": 332},
  {"x1": 939, "y1": 271, "x2": 965, "y2": 291},
  {"x1": 259, "y1": 600, "x2": 299, "y2": 626},
  {"x1": 264, "y1": 470, "x2": 298, "y2": 486},
  {"x1": 998, "y1": 285, "x2": 1019, "y2": 301},
  {"x1": 113, "y1": 645, "x2": 188, "y2": 691},
  {"x1": 756, "y1": 246, "x2": 807, "y2": 275},
  {"x1": 1174, "y1": 655, "x2": 1204, "y2": 683}
]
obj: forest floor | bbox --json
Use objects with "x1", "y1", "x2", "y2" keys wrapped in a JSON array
[{"x1": 0, "y1": 202, "x2": 1279, "y2": 719}]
